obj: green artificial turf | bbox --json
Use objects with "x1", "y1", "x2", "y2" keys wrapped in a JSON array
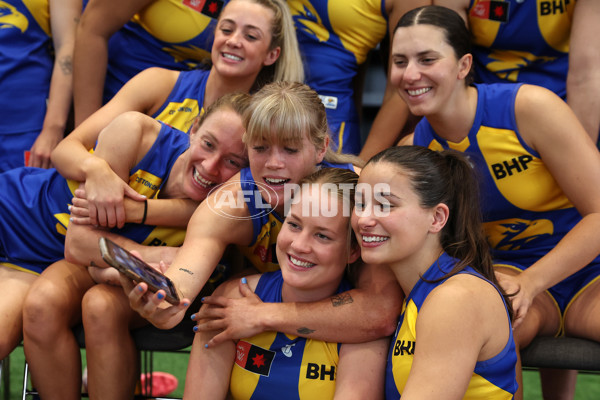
[{"x1": 2, "y1": 346, "x2": 600, "y2": 399}]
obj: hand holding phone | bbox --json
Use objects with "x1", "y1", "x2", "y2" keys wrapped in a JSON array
[{"x1": 99, "y1": 237, "x2": 180, "y2": 304}]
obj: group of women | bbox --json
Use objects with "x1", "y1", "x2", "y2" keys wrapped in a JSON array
[{"x1": 1, "y1": 1, "x2": 599, "y2": 399}]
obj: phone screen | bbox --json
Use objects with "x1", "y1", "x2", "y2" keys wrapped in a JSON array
[{"x1": 99, "y1": 237, "x2": 180, "y2": 304}]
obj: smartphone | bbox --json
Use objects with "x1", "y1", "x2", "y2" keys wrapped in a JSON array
[{"x1": 98, "y1": 237, "x2": 180, "y2": 305}]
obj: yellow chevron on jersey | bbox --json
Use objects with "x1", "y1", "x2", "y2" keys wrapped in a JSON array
[
  {"x1": 477, "y1": 125, "x2": 571, "y2": 211},
  {"x1": 0, "y1": 1, "x2": 28, "y2": 32},
  {"x1": 129, "y1": 170, "x2": 165, "y2": 198},
  {"x1": 22, "y1": 0, "x2": 49, "y2": 36},
  {"x1": 154, "y1": 99, "x2": 201, "y2": 132},
  {"x1": 54, "y1": 212, "x2": 70, "y2": 236},
  {"x1": 132, "y1": 0, "x2": 212, "y2": 43}
]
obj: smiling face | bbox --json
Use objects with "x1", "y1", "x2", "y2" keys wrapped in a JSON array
[
  {"x1": 390, "y1": 24, "x2": 471, "y2": 117},
  {"x1": 182, "y1": 108, "x2": 247, "y2": 201},
  {"x1": 278, "y1": 186, "x2": 358, "y2": 301},
  {"x1": 248, "y1": 135, "x2": 326, "y2": 214},
  {"x1": 352, "y1": 161, "x2": 440, "y2": 267},
  {"x1": 212, "y1": 0, "x2": 281, "y2": 82}
]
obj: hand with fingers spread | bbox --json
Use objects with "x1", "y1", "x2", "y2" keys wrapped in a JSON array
[{"x1": 193, "y1": 278, "x2": 266, "y2": 347}]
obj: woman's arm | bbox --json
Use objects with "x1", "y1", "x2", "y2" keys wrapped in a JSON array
[
  {"x1": 198, "y1": 262, "x2": 403, "y2": 345},
  {"x1": 122, "y1": 182, "x2": 255, "y2": 329},
  {"x1": 566, "y1": 0, "x2": 600, "y2": 142},
  {"x1": 508, "y1": 84, "x2": 600, "y2": 326},
  {"x1": 401, "y1": 275, "x2": 510, "y2": 399},
  {"x1": 52, "y1": 67, "x2": 179, "y2": 181},
  {"x1": 73, "y1": 0, "x2": 154, "y2": 125},
  {"x1": 358, "y1": 0, "x2": 428, "y2": 162},
  {"x1": 28, "y1": 0, "x2": 81, "y2": 169},
  {"x1": 184, "y1": 275, "x2": 260, "y2": 399},
  {"x1": 334, "y1": 338, "x2": 389, "y2": 400}
]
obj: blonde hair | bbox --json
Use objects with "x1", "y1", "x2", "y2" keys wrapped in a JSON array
[
  {"x1": 224, "y1": 0, "x2": 304, "y2": 89},
  {"x1": 191, "y1": 91, "x2": 252, "y2": 135},
  {"x1": 243, "y1": 81, "x2": 364, "y2": 167}
]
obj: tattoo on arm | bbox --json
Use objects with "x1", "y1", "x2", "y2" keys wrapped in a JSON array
[
  {"x1": 297, "y1": 327, "x2": 315, "y2": 335},
  {"x1": 179, "y1": 267, "x2": 194, "y2": 275},
  {"x1": 59, "y1": 55, "x2": 73, "y2": 75},
  {"x1": 331, "y1": 292, "x2": 353, "y2": 307}
]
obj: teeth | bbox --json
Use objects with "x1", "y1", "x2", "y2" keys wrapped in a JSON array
[
  {"x1": 407, "y1": 87, "x2": 431, "y2": 96},
  {"x1": 193, "y1": 169, "x2": 215, "y2": 188},
  {"x1": 265, "y1": 177, "x2": 288, "y2": 185},
  {"x1": 289, "y1": 255, "x2": 314, "y2": 268},
  {"x1": 362, "y1": 235, "x2": 389, "y2": 243},
  {"x1": 223, "y1": 53, "x2": 242, "y2": 61}
]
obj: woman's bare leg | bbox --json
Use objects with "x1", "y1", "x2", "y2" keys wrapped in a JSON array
[
  {"x1": 0, "y1": 265, "x2": 37, "y2": 359},
  {"x1": 82, "y1": 283, "x2": 147, "y2": 400},
  {"x1": 22, "y1": 260, "x2": 95, "y2": 400}
]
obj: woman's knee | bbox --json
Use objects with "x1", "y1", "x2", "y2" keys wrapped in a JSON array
[{"x1": 82, "y1": 285, "x2": 132, "y2": 329}]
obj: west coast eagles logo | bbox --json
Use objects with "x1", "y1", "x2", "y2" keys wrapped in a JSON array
[
  {"x1": 485, "y1": 218, "x2": 553, "y2": 251},
  {"x1": 0, "y1": 1, "x2": 28, "y2": 33}
]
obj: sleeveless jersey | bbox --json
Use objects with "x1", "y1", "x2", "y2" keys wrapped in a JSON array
[
  {"x1": 238, "y1": 161, "x2": 354, "y2": 273},
  {"x1": 287, "y1": 0, "x2": 388, "y2": 154},
  {"x1": 230, "y1": 270, "x2": 352, "y2": 400},
  {"x1": 103, "y1": 0, "x2": 230, "y2": 102},
  {"x1": 467, "y1": 0, "x2": 574, "y2": 98},
  {"x1": 412, "y1": 82, "x2": 600, "y2": 310},
  {"x1": 151, "y1": 68, "x2": 210, "y2": 133},
  {"x1": 0, "y1": 123, "x2": 189, "y2": 274},
  {"x1": 385, "y1": 252, "x2": 518, "y2": 399},
  {"x1": 0, "y1": 0, "x2": 52, "y2": 135}
]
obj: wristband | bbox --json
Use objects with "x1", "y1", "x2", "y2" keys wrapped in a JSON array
[{"x1": 141, "y1": 199, "x2": 148, "y2": 225}]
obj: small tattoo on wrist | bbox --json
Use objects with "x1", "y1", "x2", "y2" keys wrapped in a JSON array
[
  {"x1": 179, "y1": 267, "x2": 193, "y2": 275},
  {"x1": 331, "y1": 293, "x2": 353, "y2": 307},
  {"x1": 297, "y1": 327, "x2": 315, "y2": 335}
]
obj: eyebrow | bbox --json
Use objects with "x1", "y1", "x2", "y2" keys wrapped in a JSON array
[
  {"x1": 203, "y1": 132, "x2": 247, "y2": 162},
  {"x1": 220, "y1": 18, "x2": 264, "y2": 35},
  {"x1": 289, "y1": 212, "x2": 338, "y2": 235}
]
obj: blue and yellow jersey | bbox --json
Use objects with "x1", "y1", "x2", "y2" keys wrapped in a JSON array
[
  {"x1": 385, "y1": 252, "x2": 518, "y2": 399},
  {"x1": 287, "y1": 0, "x2": 388, "y2": 154},
  {"x1": 230, "y1": 270, "x2": 352, "y2": 399},
  {"x1": 0, "y1": 123, "x2": 189, "y2": 274},
  {"x1": 0, "y1": 0, "x2": 52, "y2": 134},
  {"x1": 103, "y1": 0, "x2": 229, "y2": 102},
  {"x1": 238, "y1": 161, "x2": 354, "y2": 273},
  {"x1": 413, "y1": 82, "x2": 600, "y2": 311},
  {"x1": 151, "y1": 68, "x2": 210, "y2": 133},
  {"x1": 467, "y1": 0, "x2": 574, "y2": 98}
]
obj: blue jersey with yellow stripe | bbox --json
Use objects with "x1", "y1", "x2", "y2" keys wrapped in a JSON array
[
  {"x1": 385, "y1": 252, "x2": 518, "y2": 399},
  {"x1": 230, "y1": 270, "x2": 352, "y2": 400},
  {"x1": 467, "y1": 0, "x2": 574, "y2": 98},
  {"x1": 238, "y1": 161, "x2": 354, "y2": 273},
  {"x1": 103, "y1": 0, "x2": 229, "y2": 102},
  {"x1": 413, "y1": 82, "x2": 600, "y2": 311},
  {"x1": 151, "y1": 68, "x2": 210, "y2": 133},
  {"x1": 287, "y1": 0, "x2": 388, "y2": 154},
  {"x1": 0, "y1": 123, "x2": 189, "y2": 274}
]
